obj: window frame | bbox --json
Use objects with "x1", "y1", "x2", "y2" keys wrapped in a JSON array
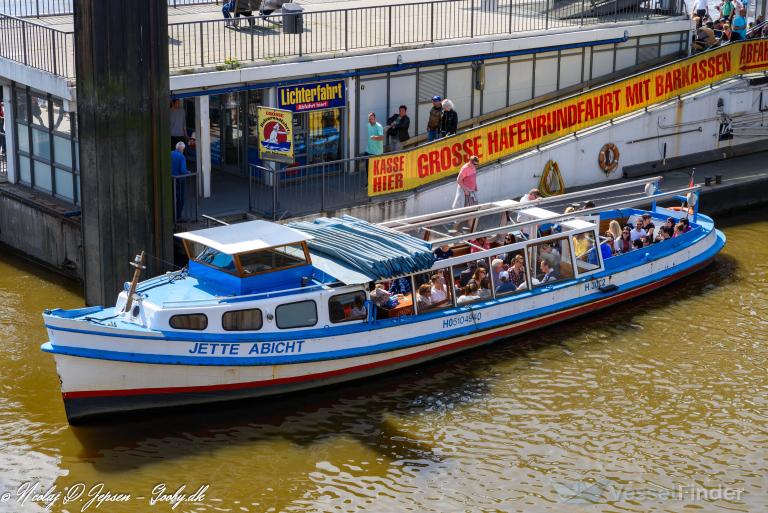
[
  {"x1": 169, "y1": 313, "x2": 209, "y2": 331},
  {"x1": 571, "y1": 229, "x2": 603, "y2": 277},
  {"x1": 275, "y1": 300, "x2": 318, "y2": 329},
  {"x1": 526, "y1": 235, "x2": 576, "y2": 288},
  {"x1": 328, "y1": 290, "x2": 368, "y2": 324},
  {"x1": 222, "y1": 308, "x2": 264, "y2": 332}
]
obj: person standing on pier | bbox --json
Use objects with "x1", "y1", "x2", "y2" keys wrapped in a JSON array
[
  {"x1": 386, "y1": 105, "x2": 410, "y2": 151},
  {"x1": 171, "y1": 142, "x2": 189, "y2": 220},
  {"x1": 361, "y1": 112, "x2": 384, "y2": 188},
  {"x1": 169, "y1": 99, "x2": 187, "y2": 151},
  {"x1": 439, "y1": 99, "x2": 458, "y2": 138},
  {"x1": 426, "y1": 96, "x2": 443, "y2": 142}
]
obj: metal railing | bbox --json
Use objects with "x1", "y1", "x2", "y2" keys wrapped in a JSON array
[
  {"x1": 249, "y1": 157, "x2": 373, "y2": 219},
  {"x1": 0, "y1": 13, "x2": 74, "y2": 78},
  {"x1": 0, "y1": 0, "x2": 220, "y2": 18},
  {"x1": 169, "y1": 0, "x2": 685, "y2": 71},
  {"x1": 173, "y1": 172, "x2": 200, "y2": 223},
  {"x1": 0, "y1": 0, "x2": 686, "y2": 78}
]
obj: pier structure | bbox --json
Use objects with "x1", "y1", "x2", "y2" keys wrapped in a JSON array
[{"x1": 0, "y1": 0, "x2": 765, "y2": 305}]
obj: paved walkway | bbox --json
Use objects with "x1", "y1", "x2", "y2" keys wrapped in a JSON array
[{"x1": 1, "y1": 0, "x2": 680, "y2": 79}]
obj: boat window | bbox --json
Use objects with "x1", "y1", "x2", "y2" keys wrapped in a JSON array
[
  {"x1": 453, "y1": 257, "x2": 492, "y2": 305},
  {"x1": 413, "y1": 268, "x2": 454, "y2": 314},
  {"x1": 276, "y1": 300, "x2": 318, "y2": 329},
  {"x1": 238, "y1": 244, "x2": 308, "y2": 275},
  {"x1": 493, "y1": 253, "x2": 529, "y2": 297},
  {"x1": 572, "y1": 231, "x2": 601, "y2": 274},
  {"x1": 329, "y1": 291, "x2": 367, "y2": 323},
  {"x1": 186, "y1": 241, "x2": 237, "y2": 273},
  {"x1": 222, "y1": 308, "x2": 263, "y2": 331},
  {"x1": 370, "y1": 277, "x2": 413, "y2": 319},
  {"x1": 169, "y1": 313, "x2": 208, "y2": 330},
  {"x1": 527, "y1": 237, "x2": 575, "y2": 288}
]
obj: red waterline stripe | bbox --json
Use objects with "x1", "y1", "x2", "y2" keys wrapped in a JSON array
[{"x1": 63, "y1": 260, "x2": 710, "y2": 400}]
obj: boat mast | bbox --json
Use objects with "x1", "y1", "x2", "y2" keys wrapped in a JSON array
[{"x1": 123, "y1": 251, "x2": 146, "y2": 313}]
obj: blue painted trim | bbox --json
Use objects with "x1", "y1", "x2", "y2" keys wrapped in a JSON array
[
  {"x1": 42, "y1": 230, "x2": 725, "y2": 366},
  {"x1": 170, "y1": 36, "x2": 629, "y2": 99},
  {"x1": 44, "y1": 222, "x2": 711, "y2": 342}
]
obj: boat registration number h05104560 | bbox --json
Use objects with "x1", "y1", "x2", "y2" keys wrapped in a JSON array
[{"x1": 443, "y1": 312, "x2": 482, "y2": 329}]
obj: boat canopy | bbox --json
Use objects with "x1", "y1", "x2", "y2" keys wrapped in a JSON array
[
  {"x1": 175, "y1": 220, "x2": 312, "y2": 255},
  {"x1": 288, "y1": 215, "x2": 436, "y2": 282}
]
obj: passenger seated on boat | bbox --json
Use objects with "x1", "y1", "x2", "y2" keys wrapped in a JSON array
[
  {"x1": 630, "y1": 219, "x2": 645, "y2": 241},
  {"x1": 478, "y1": 277, "x2": 493, "y2": 299},
  {"x1": 641, "y1": 213, "x2": 655, "y2": 236},
  {"x1": 430, "y1": 273, "x2": 450, "y2": 305},
  {"x1": 416, "y1": 284, "x2": 433, "y2": 312},
  {"x1": 641, "y1": 235, "x2": 652, "y2": 248},
  {"x1": 654, "y1": 226, "x2": 673, "y2": 243},
  {"x1": 601, "y1": 232, "x2": 615, "y2": 259},
  {"x1": 573, "y1": 232, "x2": 598, "y2": 265},
  {"x1": 495, "y1": 271, "x2": 517, "y2": 294},
  {"x1": 349, "y1": 297, "x2": 367, "y2": 320},
  {"x1": 389, "y1": 277, "x2": 412, "y2": 295},
  {"x1": 632, "y1": 239, "x2": 643, "y2": 250},
  {"x1": 434, "y1": 244, "x2": 454, "y2": 260},
  {"x1": 539, "y1": 259, "x2": 559, "y2": 284},
  {"x1": 615, "y1": 226, "x2": 633, "y2": 254},
  {"x1": 457, "y1": 282, "x2": 481, "y2": 305},
  {"x1": 458, "y1": 261, "x2": 477, "y2": 287},
  {"x1": 490, "y1": 258, "x2": 504, "y2": 285},
  {"x1": 680, "y1": 218, "x2": 692, "y2": 233},
  {"x1": 470, "y1": 236, "x2": 491, "y2": 253},
  {"x1": 540, "y1": 243, "x2": 561, "y2": 269},
  {"x1": 608, "y1": 220, "x2": 622, "y2": 241},
  {"x1": 508, "y1": 254, "x2": 526, "y2": 288},
  {"x1": 468, "y1": 267, "x2": 487, "y2": 289},
  {"x1": 673, "y1": 223, "x2": 686, "y2": 237}
]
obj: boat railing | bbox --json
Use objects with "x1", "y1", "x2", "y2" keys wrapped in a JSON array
[
  {"x1": 382, "y1": 176, "x2": 664, "y2": 232},
  {"x1": 428, "y1": 185, "x2": 702, "y2": 248}
]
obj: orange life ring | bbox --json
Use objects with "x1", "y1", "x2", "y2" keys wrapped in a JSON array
[
  {"x1": 669, "y1": 206, "x2": 694, "y2": 214},
  {"x1": 598, "y1": 143, "x2": 620, "y2": 174}
]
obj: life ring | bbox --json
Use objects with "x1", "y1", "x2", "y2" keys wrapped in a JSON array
[
  {"x1": 669, "y1": 206, "x2": 694, "y2": 214},
  {"x1": 539, "y1": 160, "x2": 566, "y2": 197},
  {"x1": 598, "y1": 143, "x2": 620, "y2": 174}
]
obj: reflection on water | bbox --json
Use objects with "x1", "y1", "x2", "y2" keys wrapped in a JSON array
[{"x1": 0, "y1": 208, "x2": 766, "y2": 512}]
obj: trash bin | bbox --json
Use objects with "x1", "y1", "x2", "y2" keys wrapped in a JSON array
[{"x1": 283, "y1": 3, "x2": 304, "y2": 34}]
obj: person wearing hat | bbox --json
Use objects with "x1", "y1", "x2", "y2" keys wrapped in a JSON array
[
  {"x1": 426, "y1": 96, "x2": 443, "y2": 142},
  {"x1": 459, "y1": 261, "x2": 477, "y2": 287},
  {"x1": 456, "y1": 155, "x2": 479, "y2": 208}
]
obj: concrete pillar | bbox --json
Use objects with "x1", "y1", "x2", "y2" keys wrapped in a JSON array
[
  {"x1": 1, "y1": 84, "x2": 18, "y2": 183},
  {"x1": 347, "y1": 77, "x2": 357, "y2": 162},
  {"x1": 195, "y1": 95, "x2": 211, "y2": 198},
  {"x1": 75, "y1": 0, "x2": 174, "y2": 306}
]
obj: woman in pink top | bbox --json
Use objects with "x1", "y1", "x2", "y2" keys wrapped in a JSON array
[{"x1": 456, "y1": 155, "x2": 479, "y2": 207}]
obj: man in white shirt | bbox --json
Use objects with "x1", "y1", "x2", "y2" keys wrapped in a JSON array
[
  {"x1": 629, "y1": 219, "x2": 646, "y2": 241},
  {"x1": 519, "y1": 188, "x2": 540, "y2": 203},
  {"x1": 692, "y1": 0, "x2": 708, "y2": 19}
]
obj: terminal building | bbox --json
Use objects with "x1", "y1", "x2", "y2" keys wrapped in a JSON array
[{"x1": 0, "y1": 0, "x2": 765, "y2": 304}]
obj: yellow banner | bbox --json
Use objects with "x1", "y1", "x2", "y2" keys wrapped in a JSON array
[
  {"x1": 368, "y1": 40, "x2": 768, "y2": 196},
  {"x1": 257, "y1": 107, "x2": 294, "y2": 162}
]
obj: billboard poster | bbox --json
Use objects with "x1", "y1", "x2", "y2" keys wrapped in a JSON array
[
  {"x1": 257, "y1": 107, "x2": 293, "y2": 162},
  {"x1": 278, "y1": 80, "x2": 346, "y2": 112}
]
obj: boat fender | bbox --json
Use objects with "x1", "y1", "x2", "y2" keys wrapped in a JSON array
[
  {"x1": 598, "y1": 143, "x2": 620, "y2": 174},
  {"x1": 598, "y1": 283, "x2": 619, "y2": 293}
]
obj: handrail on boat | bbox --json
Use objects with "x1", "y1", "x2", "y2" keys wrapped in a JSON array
[
  {"x1": 161, "y1": 282, "x2": 329, "y2": 307},
  {"x1": 428, "y1": 185, "x2": 701, "y2": 249},
  {"x1": 381, "y1": 176, "x2": 664, "y2": 231}
]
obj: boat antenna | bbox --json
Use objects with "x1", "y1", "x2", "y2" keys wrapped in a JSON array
[{"x1": 123, "y1": 251, "x2": 146, "y2": 313}]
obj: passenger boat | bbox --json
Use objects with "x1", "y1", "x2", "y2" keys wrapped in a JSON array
[{"x1": 42, "y1": 177, "x2": 725, "y2": 422}]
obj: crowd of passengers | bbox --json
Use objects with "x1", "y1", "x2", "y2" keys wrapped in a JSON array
[{"x1": 363, "y1": 210, "x2": 693, "y2": 318}]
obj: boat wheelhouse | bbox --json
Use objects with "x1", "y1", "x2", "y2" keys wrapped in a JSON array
[{"x1": 42, "y1": 177, "x2": 725, "y2": 422}]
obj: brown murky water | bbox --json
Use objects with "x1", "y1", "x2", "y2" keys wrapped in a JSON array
[{"x1": 0, "y1": 209, "x2": 766, "y2": 513}]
